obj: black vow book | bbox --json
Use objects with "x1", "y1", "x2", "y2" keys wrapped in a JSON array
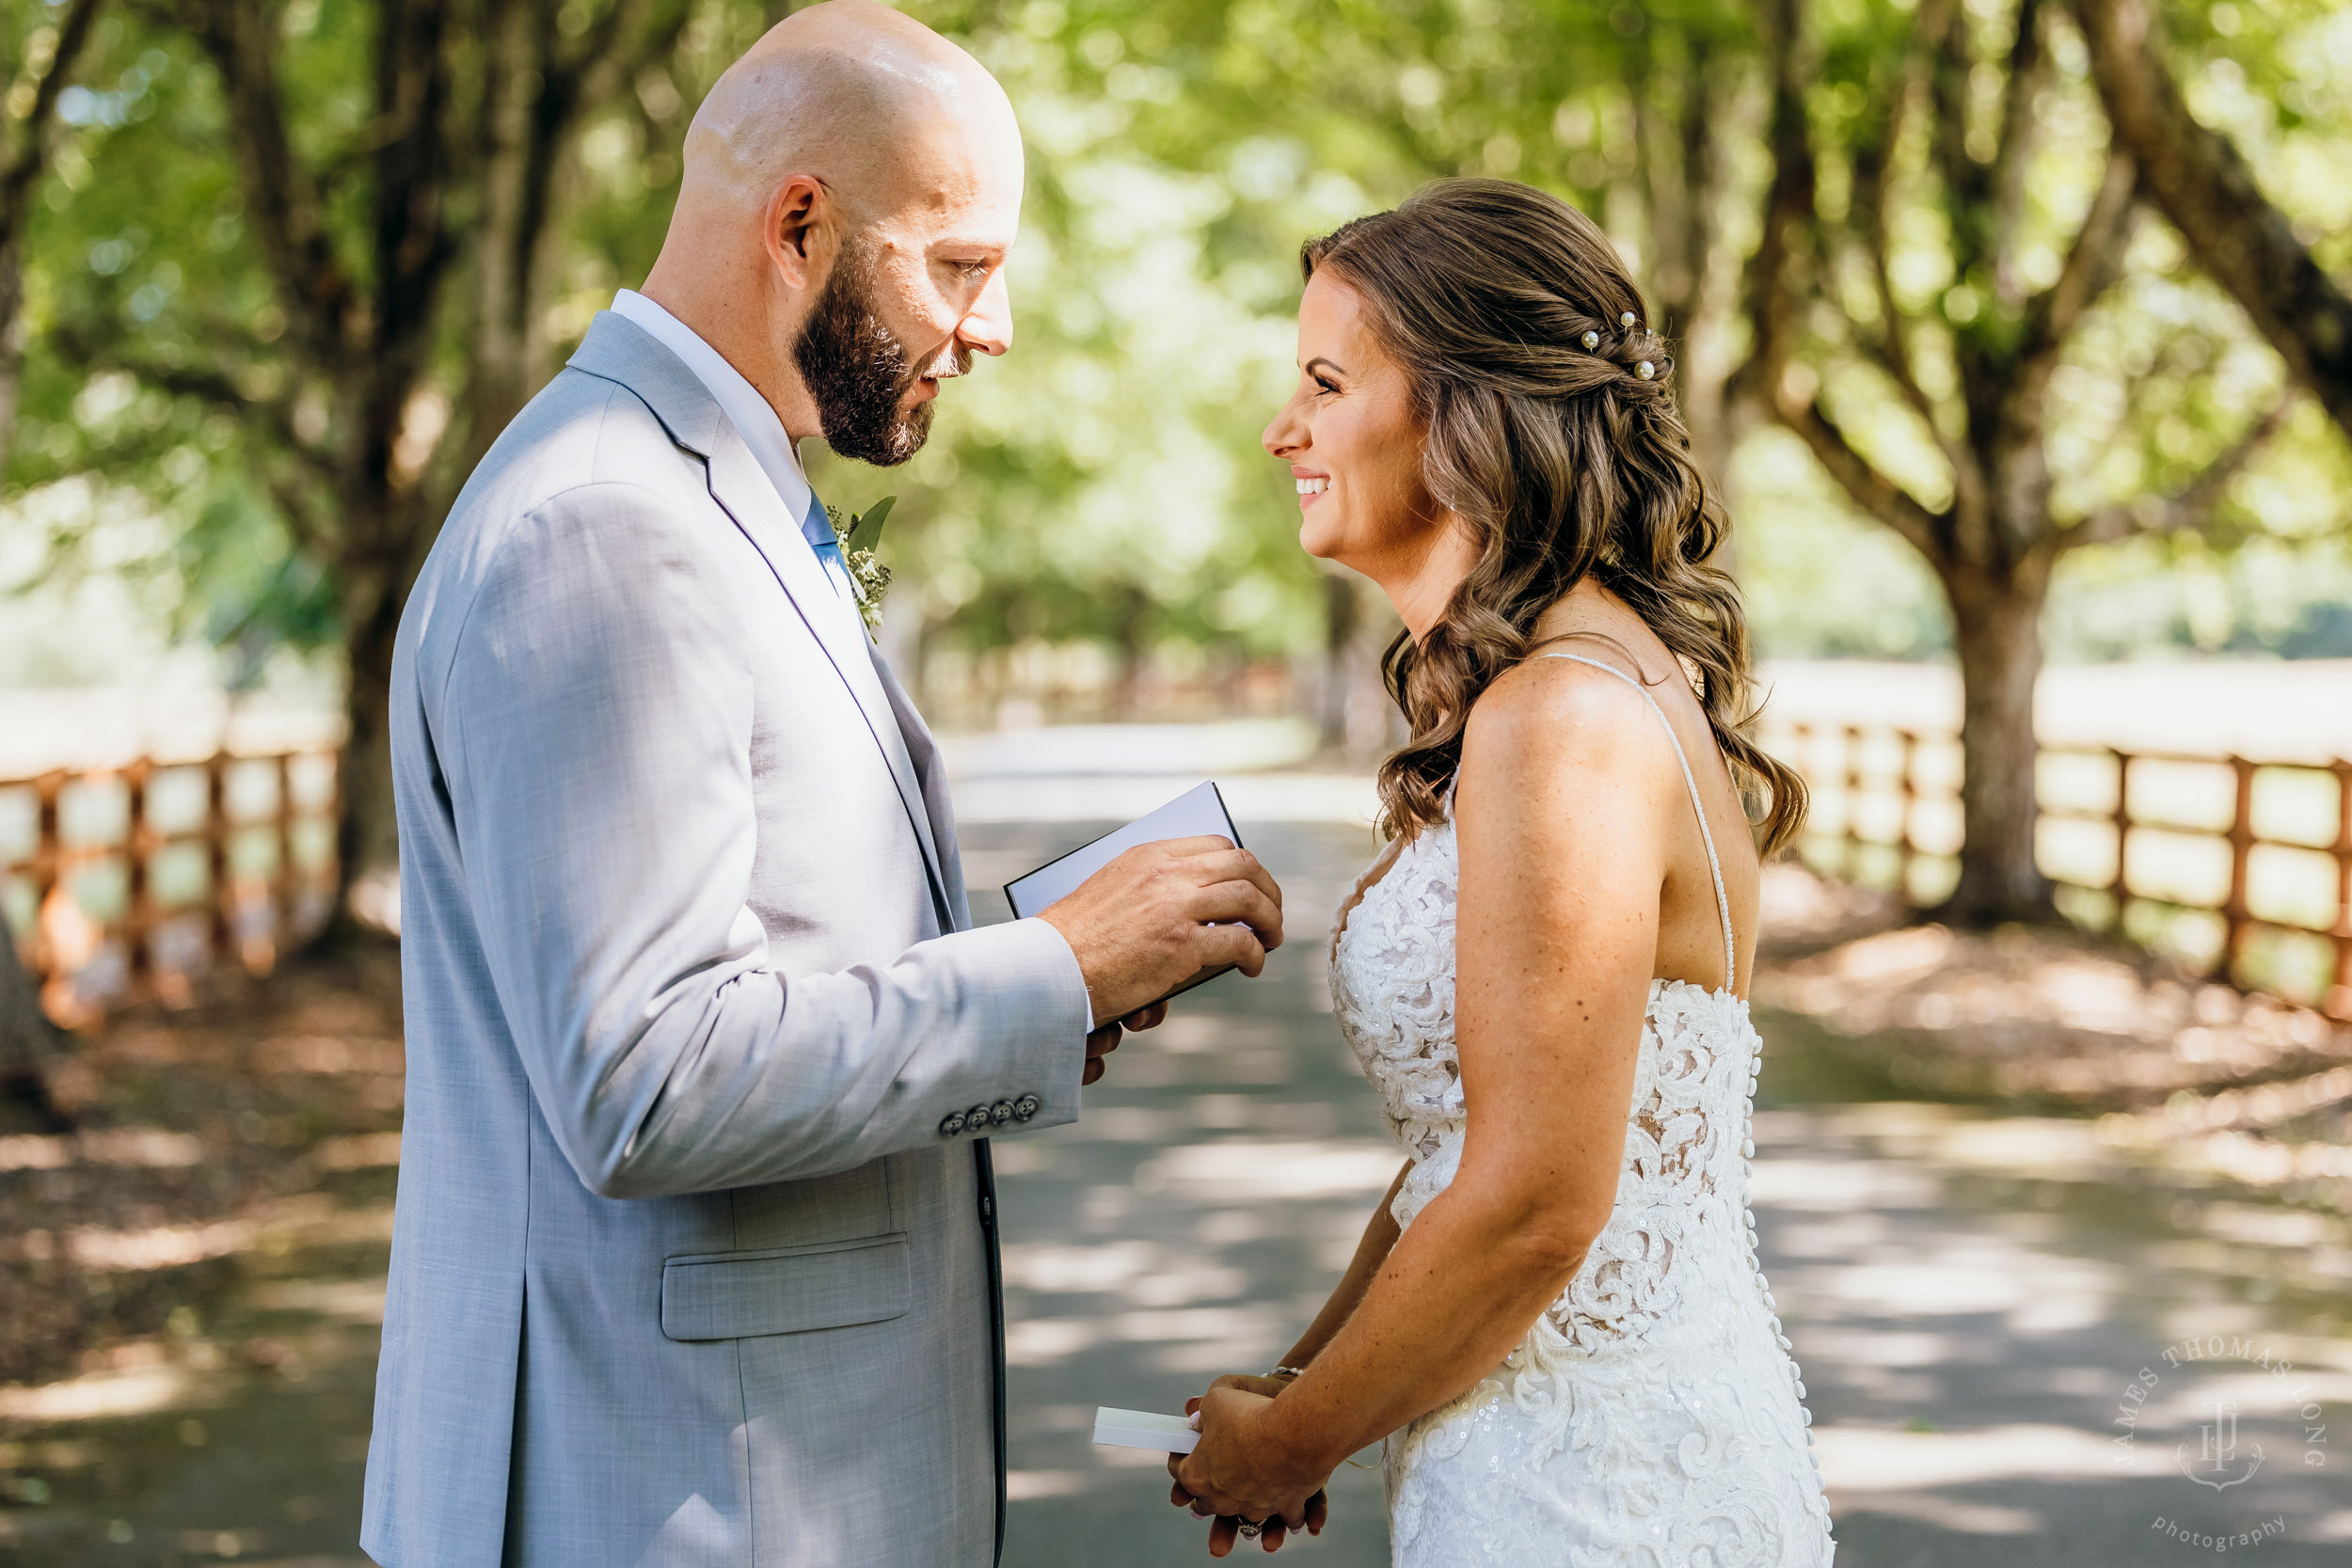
[{"x1": 1002, "y1": 782, "x2": 1246, "y2": 1009}]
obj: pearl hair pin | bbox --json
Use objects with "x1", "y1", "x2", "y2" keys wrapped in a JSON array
[
  {"x1": 1581, "y1": 330, "x2": 1600, "y2": 350},
  {"x1": 1620, "y1": 311, "x2": 1637, "y2": 327},
  {"x1": 1636, "y1": 360, "x2": 1656, "y2": 380}
]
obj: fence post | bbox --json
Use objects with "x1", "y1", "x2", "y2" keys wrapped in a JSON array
[
  {"x1": 28, "y1": 772, "x2": 62, "y2": 984},
  {"x1": 2329, "y1": 759, "x2": 2352, "y2": 1022},
  {"x1": 207, "y1": 752, "x2": 233, "y2": 972},
  {"x1": 1845, "y1": 724, "x2": 1867, "y2": 883},
  {"x1": 326, "y1": 749, "x2": 342, "y2": 891},
  {"x1": 2109, "y1": 748, "x2": 2133, "y2": 930},
  {"x1": 1896, "y1": 729, "x2": 1918, "y2": 902},
  {"x1": 124, "y1": 759, "x2": 154, "y2": 997},
  {"x1": 1784, "y1": 722, "x2": 1811, "y2": 867},
  {"x1": 276, "y1": 753, "x2": 299, "y2": 956},
  {"x1": 2222, "y1": 756, "x2": 2256, "y2": 982}
]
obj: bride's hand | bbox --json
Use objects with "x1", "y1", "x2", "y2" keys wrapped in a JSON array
[{"x1": 1164, "y1": 1380, "x2": 1331, "y2": 1555}]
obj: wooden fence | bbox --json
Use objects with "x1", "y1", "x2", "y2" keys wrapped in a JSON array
[
  {"x1": 1, "y1": 749, "x2": 340, "y2": 1025},
  {"x1": 13, "y1": 726, "x2": 2349, "y2": 1024},
  {"x1": 1769, "y1": 721, "x2": 2352, "y2": 1022}
]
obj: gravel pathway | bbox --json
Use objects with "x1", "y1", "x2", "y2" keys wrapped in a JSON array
[
  {"x1": 3, "y1": 813, "x2": 2348, "y2": 1564},
  {"x1": 976, "y1": 819, "x2": 2352, "y2": 1567}
]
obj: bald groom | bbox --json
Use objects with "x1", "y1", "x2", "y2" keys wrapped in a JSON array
[{"x1": 362, "y1": 6, "x2": 1283, "y2": 1564}]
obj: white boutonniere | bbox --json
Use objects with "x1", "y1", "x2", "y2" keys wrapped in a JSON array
[{"x1": 827, "y1": 495, "x2": 895, "y2": 634}]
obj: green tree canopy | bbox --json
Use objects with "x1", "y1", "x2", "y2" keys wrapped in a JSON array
[{"x1": 2, "y1": 0, "x2": 2347, "y2": 920}]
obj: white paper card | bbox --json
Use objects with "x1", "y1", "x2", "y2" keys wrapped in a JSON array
[
  {"x1": 1093, "y1": 1406, "x2": 1200, "y2": 1455},
  {"x1": 1003, "y1": 782, "x2": 1240, "y2": 919}
]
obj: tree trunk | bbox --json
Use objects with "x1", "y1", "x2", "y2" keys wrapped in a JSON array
[
  {"x1": 462, "y1": 0, "x2": 580, "y2": 475},
  {"x1": 328, "y1": 521, "x2": 420, "y2": 938},
  {"x1": 1941, "y1": 561, "x2": 2052, "y2": 924},
  {"x1": 0, "y1": 254, "x2": 24, "y2": 478},
  {"x1": 464, "y1": 0, "x2": 545, "y2": 466},
  {"x1": 0, "y1": 0, "x2": 106, "y2": 1122},
  {"x1": 1345, "y1": 581, "x2": 1403, "y2": 767},
  {"x1": 323, "y1": 594, "x2": 428, "y2": 945},
  {"x1": 1106, "y1": 583, "x2": 1151, "y2": 719},
  {"x1": 1318, "y1": 570, "x2": 1359, "y2": 752}
]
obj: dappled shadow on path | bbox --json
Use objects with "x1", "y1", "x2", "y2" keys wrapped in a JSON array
[
  {"x1": 0, "y1": 952, "x2": 400, "y2": 1565},
  {"x1": 6, "y1": 828, "x2": 2351, "y2": 1565},
  {"x1": 1753, "y1": 1092, "x2": 2352, "y2": 1562}
]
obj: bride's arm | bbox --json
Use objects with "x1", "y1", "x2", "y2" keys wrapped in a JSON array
[
  {"x1": 1271, "y1": 1161, "x2": 1409, "y2": 1373},
  {"x1": 1174, "y1": 662, "x2": 1677, "y2": 1528}
]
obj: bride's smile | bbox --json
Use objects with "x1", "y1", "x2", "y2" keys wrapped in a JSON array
[{"x1": 1264, "y1": 270, "x2": 1482, "y2": 642}]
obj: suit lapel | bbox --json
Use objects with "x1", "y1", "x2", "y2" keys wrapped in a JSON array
[
  {"x1": 869, "y1": 650, "x2": 971, "y2": 932},
  {"x1": 703, "y1": 432, "x2": 954, "y2": 935},
  {"x1": 565, "y1": 312, "x2": 953, "y2": 933}
]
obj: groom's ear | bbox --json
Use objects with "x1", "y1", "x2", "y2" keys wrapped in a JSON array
[{"x1": 761, "y1": 174, "x2": 835, "y2": 293}]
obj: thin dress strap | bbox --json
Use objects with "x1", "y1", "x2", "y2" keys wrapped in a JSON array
[{"x1": 1534, "y1": 652, "x2": 1737, "y2": 990}]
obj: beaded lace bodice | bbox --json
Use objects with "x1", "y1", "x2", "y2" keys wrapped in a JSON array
[
  {"x1": 1327, "y1": 653, "x2": 1833, "y2": 1566},
  {"x1": 1333, "y1": 821, "x2": 1769, "y2": 1355}
]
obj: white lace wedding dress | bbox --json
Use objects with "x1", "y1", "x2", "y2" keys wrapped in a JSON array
[{"x1": 1329, "y1": 654, "x2": 1835, "y2": 1567}]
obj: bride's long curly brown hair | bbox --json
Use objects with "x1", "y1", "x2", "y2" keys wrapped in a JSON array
[{"x1": 1304, "y1": 179, "x2": 1805, "y2": 853}]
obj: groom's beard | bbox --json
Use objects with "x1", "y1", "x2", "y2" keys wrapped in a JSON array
[{"x1": 794, "y1": 244, "x2": 971, "y2": 467}]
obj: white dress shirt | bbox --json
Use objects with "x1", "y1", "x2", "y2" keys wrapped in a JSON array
[{"x1": 609, "y1": 289, "x2": 856, "y2": 606}]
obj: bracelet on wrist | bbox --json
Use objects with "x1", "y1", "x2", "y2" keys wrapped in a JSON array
[{"x1": 1267, "y1": 1364, "x2": 1308, "y2": 1381}]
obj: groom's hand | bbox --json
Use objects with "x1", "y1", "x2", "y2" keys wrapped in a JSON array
[
  {"x1": 1040, "y1": 836, "x2": 1283, "y2": 1027},
  {"x1": 1083, "y1": 1001, "x2": 1164, "y2": 1085}
]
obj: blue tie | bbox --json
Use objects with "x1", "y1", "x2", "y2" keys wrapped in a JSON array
[{"x1": 800, "y1": 490, "x2": 853, "y2": 601}]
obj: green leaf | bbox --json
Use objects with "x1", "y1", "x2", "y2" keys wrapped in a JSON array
[{"x1": 845, "y1": 494, "x2": 895, "y2": 553}]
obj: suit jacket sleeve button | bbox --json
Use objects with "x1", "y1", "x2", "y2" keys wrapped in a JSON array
[
  {"x1": 966, "y1": 1104, "x2": 993, "y2": 1132},
  {"x1": 939, "y1": 1112, "x2": 966, "y2": 1136},
  {"x1": 990, "y1": 1100, "x2": 1015, "y2": 1126},
  {"x1": 1013, "y1": 1094, "x2": 1041, "y2": 1121}
]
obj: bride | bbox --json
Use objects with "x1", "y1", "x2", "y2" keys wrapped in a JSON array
[{"x1": 1166, "y1": 179, "x2": 1834, "y2": 1565}]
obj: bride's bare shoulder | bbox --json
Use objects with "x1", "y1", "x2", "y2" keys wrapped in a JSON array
[{"x1": 1460, "y1": 649, "x2": 1671, "y2": 790}]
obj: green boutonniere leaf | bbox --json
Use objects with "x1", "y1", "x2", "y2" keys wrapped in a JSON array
[
  {"x1": 844, "y1": 494, "x2": 893, "y2": 553},
  {"x1": 826, "y1": 496, "x2": 897, "y2": 635}
]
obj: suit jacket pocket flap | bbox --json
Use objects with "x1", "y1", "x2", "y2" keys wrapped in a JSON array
[{"x1": 660, "y1": 1232, "x2": 912, "y2": 1342}]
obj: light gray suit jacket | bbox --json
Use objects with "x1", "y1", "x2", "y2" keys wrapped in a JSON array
[{"x1": 362, "y1": 311, "x2": 1090, "y2": 1568}]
